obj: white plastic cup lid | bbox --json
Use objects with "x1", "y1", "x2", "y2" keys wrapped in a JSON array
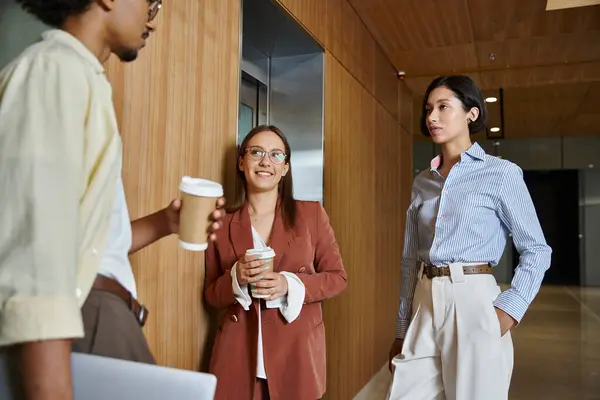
[
  {"x1": 246, "y1": 247, "x2": 276, "y2": 259},
  {"x1": 179, "y1": 176, "x2": 223, "y2": 197}
]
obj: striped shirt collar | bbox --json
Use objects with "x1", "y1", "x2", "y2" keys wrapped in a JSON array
[{"x1": 430, "y1": 142, "x2": 486, "y2": 171}]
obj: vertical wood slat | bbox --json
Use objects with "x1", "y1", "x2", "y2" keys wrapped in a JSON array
[
  {"x1": 323, "y1": 53, "x2": 410, "y2": 399},
  {"x1": 105, "y1": 0, "x2": 240, "y2": 370}
]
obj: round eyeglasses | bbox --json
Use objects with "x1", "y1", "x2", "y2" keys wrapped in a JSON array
[
  {"x1": 245, "y1": 146, "x2": 287, "y2": 165},
  {"x1": 148, "y1": 0, "x2": 162, "y2": 22}
]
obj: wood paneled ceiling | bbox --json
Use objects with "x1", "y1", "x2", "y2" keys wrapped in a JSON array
[{"x1": 349, "y1": 0, "x2": 600, "y2": 138}]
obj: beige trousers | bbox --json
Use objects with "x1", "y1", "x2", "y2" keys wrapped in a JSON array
[{"x1": 387, "y1": 263, "x2": 514, "y2": 400}]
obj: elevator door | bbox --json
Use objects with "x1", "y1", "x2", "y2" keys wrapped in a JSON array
[
  {"x1": 238, "y1": 72, "x2": 268, "y2": 144},
  {"x1": 512, "y1": 170, "x2": 580, "y2": 285}
]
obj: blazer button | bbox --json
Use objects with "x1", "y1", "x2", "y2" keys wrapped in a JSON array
[
  {"x1": 231, "y1": 315, "x2": 238, "y2": 322},
  {"x1": 299, "y1": 267, "x2": 306, "y2": 273}
]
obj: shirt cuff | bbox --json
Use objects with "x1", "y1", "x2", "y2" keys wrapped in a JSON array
[
  {"x1": 396, "y1": 319, "x2": 410, "y2": 339},
  {"x1": 230, "y1": 263, "x2": 252, "y2": 311},
  {"x1": 493, "y1": 289, "x2": 530, "y2": 324},
  {"x1": 266, "y1": 272, "x2": 305, "y2": 323},
  {"x1": 0, "y1": 295, "x2": 84, "y2": 346}
]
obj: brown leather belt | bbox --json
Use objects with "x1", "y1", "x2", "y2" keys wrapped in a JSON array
[
  {"x1": 91, "y1": 275, "x2": 149, "y2": 327},
  {"x1": 420, "y1": 262, "x2": 493, "y2": 279}
]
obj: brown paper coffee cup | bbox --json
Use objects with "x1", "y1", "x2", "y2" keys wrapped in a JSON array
[{"x1": 178, "y1": 176, "x2": 223, "y2": 252}]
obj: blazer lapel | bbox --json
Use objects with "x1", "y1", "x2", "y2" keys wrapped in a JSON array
[
  {"x1": 229, "y1": 205, "x2": 254, "y2": 261},
  {"x1": 268, "y1": 205, "x2": 293, "y2": 272},
  {"x1": 229, "y1": 202, "x2": 293, "y2": 271}
]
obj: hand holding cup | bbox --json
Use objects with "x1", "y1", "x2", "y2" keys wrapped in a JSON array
[
  {"x1": 250, "y1": 272, "x2": 288, "y2": 301},
  {"x1": 236, "y1": 254, "x2": 271, "y2": 286},
  {"x1": 239, "y1": 248, "x2": 276, "y2": 298},
  {"x1": 178, "y1": 176, "x2": 224, "y2": 252}
]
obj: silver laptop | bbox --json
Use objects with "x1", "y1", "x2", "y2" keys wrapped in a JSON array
[{"x1": 0, "y1": 351, "x2": 217, "y2": 399}]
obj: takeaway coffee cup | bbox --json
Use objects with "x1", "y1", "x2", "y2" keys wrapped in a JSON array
[
  {"x1": 178, "y1": 176, "x2": 224, "y2": 252},
  {"x1": 246, "y1": 247, "x2": 276, "y2": 298}
]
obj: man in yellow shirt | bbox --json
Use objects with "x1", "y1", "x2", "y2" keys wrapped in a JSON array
[{"x1": 0, "y1": 1, "x2": 225, "y2": 399}]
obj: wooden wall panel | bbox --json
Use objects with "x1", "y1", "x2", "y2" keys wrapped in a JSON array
[
  {"x1": 105, "y1": 0, "x2": 240, "y2": 370},
  {"x1": 399, "y1": 127, "x2": 415, "y2": 217},
  {"x1": 373, "y1": 103, "x2": 404, "y2": 368},
  {"x1": 399, "y1": 80, "x2": 415, "y2": 133},
  {"x1": 273, "y1": 1, "x2": 415, "y2": 398},
  {"x1": 375, "y1": 45, "x2": 400, "y2": 118},
  {"x1": 323, "y1": 53, "x2": 407, "y2": 399},
  {"x1": 340, "y1": 0, "x2": 376, "y2": 92},
  {"x1": 276, "y1": 0, "x2": 399, "y2": 115},
  {"x1": 322, "y1": 55, "x2": 373, "y2": 399}
]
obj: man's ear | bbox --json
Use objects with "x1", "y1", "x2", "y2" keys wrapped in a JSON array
[{"x1": 97, "y1": 0, "x2": 116, "y2": 11}]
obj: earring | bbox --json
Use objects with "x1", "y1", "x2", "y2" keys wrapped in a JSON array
[{"x1": 467, "y1": 119, "x2": 472, "y2": 125}]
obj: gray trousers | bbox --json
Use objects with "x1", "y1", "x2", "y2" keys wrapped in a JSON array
[{"x1": 72, "y1": 290, "x2": 155, "y2": 364}]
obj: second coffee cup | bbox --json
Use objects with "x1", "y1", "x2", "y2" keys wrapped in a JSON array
[
  {"x1": 246, "y1": 247, "x2": 276, "y2": 299},
  {"x1": 178, "y1": 176, "x2": 223, "y2": 252}
]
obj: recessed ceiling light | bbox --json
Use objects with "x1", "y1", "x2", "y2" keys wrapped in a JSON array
[
  {"x1": 485, "y1": 97, "x2": 498, "y2": 103},
  {"x1": 490, "y1": 127, "x2": 500, "y2": 133}
]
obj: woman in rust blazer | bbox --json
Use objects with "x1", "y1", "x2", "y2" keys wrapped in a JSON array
[{"x1": 204, "y1": 125, "x2": 347, "y2": 400}]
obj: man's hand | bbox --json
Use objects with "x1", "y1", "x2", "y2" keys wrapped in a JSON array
[
  {"x1": 388, "y1": 338, "x2": 404, "y2": 373},
  {"x1": 19, "y1": 339, "x2": 73, "y2": 400},
  {"x1": 130, "y1": 197, "x2": 226, "y2": 254},
  {"x1": 162, "y1": 197, "x2": 226, "y2": 241},
  {"x1": 494, "y1": 307, "x2": 516, "y2": 336}
]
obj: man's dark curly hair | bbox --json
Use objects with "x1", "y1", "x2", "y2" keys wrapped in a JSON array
[{"x1": 16, "y1": 0, "x2": 94, "y2": 28}]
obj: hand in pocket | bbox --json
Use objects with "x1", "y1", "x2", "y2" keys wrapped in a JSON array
[{"x1": 494, "y1": 307, "x2": 516, "y2": 336}]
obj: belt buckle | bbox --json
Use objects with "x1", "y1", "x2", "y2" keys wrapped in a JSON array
[
  {"x1": 138, "y1": 305, "x2": 148, "y2": 327},
  {"x1": 426, "y1": 265, "x2": 439, "y2": 278},
  {"x1": 128, "y1": 296, "x2": 149, "y2": 327}
]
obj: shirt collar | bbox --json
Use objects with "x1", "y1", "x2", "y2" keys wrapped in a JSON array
[
  {"x1": 429, "y1": 142, "x2": 486, "y2": 172},
  {"x1": 464, "y1": 142, "x2": 486, "y2": 161},
  {"x1": 42, "y1": 29, "x2": 105, "y2": 74}
]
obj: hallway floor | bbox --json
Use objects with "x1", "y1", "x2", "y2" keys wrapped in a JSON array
[{"x1": 355, "y1": 285, "x2": 600, "y2": 400}]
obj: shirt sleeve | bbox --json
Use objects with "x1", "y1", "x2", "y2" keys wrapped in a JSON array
[
  {"x1": 396, "y1": 186, "x2": 420, "y2": 339},
  {"x1": 493, "y1": 163, "x2": 552, "y2": 323},
  {"x1": 231, "y1": 263, "x2": 252, "y2": 311},
  {"x1": 0, "y1": 53, "x2": 89, "y2": 345}
]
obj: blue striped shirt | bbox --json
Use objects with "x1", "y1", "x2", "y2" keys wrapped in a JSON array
[{"x1": 396, "y1": 142, "x2": 552, "y2": 339}]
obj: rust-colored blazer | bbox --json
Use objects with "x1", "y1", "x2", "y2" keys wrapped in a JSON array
[{"x1": 204, "y1": 200, "x2": 347, "y2": 400}]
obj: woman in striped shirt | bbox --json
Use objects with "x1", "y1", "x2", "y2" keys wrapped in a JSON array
[{"x1": 387, "y1": 75, "x2": 552, "y2": 400}]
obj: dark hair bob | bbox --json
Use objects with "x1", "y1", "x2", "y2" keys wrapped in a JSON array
[{"x1": 420, "y1": 75, "x2": 488, "y2": 137}]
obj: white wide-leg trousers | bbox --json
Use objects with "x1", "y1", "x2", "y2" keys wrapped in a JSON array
[{"x1": 387, "y1": 263, "x2": 514, "y2": 400}]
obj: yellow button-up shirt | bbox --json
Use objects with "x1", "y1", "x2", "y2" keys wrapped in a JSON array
[{"x1": 0, "y1": 29, "x2": 121, "y2": 346}]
